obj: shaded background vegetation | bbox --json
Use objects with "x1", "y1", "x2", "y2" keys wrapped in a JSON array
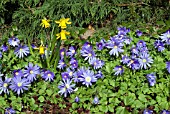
[{"x1": 0, "y1": 0, "x2": 170, "y2": 40}]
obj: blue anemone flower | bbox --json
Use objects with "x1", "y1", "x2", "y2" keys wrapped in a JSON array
[
  {"x1": 69, "y1": 58, "x2": 78, "y2": 69},
  {"x1": 138, "y1": 53, "x2": 153, "y2": 69},
  {"x1": 160, "y1": 30, "x2": 170, "y2": 42},
  {"x1": 75, "y1": 96, "x2": 80, "y2": 102},
  {"x1": 160, "y1": 110, "x2": 170, "y2": 114},
  {"x1": 138, "y1": 46, "x2": 148, "y2": 54},
  {"x1": 81, "y1": 48, "x2": 96, "y2": 61},
  {"x1": 14, "y1": 45, "x2": 30, "y2": 58},
  {"x1": 143, "y1": 109, "x2": 153, "y2": 114},
  {"x1": 24, "y1": 63, "x2": 40, "y2": 82},
  {"x1": 154, "y1": 40, "x2": 165, "y2": 52},
  {"x1": 136, "y1": 30, "x2": 143, "y2": 37},
  {"x1": 127, "y1": 59, "x2": 140, "y2": 70},
  {"x1": 146, "y1": 73, "x2": 156, "y2": 86},
  {"x1": 67, "y1": 46, "x2": 76, "y2": 57},
  {"x1": 95, "y1": 71, "x2": 103, "y2": 79},
  {"x1": 58, "y1": 79, "x2": 75, "y2": 97},
  {"x1": 78, "y1": 68, "x2": 97, "y2": 87},
  {"x1": 123, "y1": 37, "x2": 132, "y2": 45},
  {"x1": 114, "y1": 65, "x2": 124, "y2": 75},
  {"x1": 137, "y1": 40, "x2": 146, "y2": 48},
  {"x1": 166, "y1": 61, "x2": 170, "y2": 73},
  {"x1": 60, "y1": 48, "x2": 65, "y2": 59},
  {"x1": 8, "y1": 37, "x2": 20, "y2": 47},
  {"x1": 0, "y1": 77, "x2": 11, "y2": 94},
  {"x1": 106, "y1": 42, "x2": 124, "y2": 56},
  {"x1": 72, "y1": 67, "x2": 86, "y2": 83},
  {"x1": 117, "y1": 27, "x2": 130, "y2": 35},
  {"x1": 66, "y1": 68, "x2": 74, "y2": 77},
  {"x1": 41, "y1": 70, "x2": 55, "y2": 81},
  {"x1": 5, "y1": 107, "x2": 16, "y2": 114},
  {"x1": 10, "y1": 76, "x2": 30, "y2": 95},
  {"x1": 58, "y1": 59, "x2": 66, "y2": 69},
  {"x1": 96, "y1": 39, "x2": 106, "y2": 50},
  {"x1": 13, "y1": 69, "x2": 23, "y2": 77},
  {"x1": 93, "y1": 96, "x2": 99, "y2": 104},
  {"x1": 89, "y1": 57, "x2": 104, "y2": 69},
  {"x1": 1, "y1": 44, "x2": 8, "y2": 52},
  {"x1": 131, "y1": 46, "x2": 139, "y2": 55},
  {"x1": 121, "y1": 55, "x2": 130, "y2": 64},
  {"x1": 82, "y1": 42, "x2": 93, "y2": 50},
  {"x1": 61, "y1": 72, "x2": 69, "y2": 80}
]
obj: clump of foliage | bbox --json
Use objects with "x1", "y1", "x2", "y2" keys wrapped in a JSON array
[{"x1": 1, "y1": 0, "x2": 170, "y2": 40}]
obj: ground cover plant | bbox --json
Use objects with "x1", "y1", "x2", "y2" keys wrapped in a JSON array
[{"x1": 0, "y1": 15, "x2": 170, "y2": 114}]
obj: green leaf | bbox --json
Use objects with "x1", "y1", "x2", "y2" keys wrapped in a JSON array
[
  {"x1": 156, "y1": 96, "x2": 162, "y2": 103},
  {"x1": 39, "y1": 89, "x2": 45, "y2": 95},
  {"x1": 138, "y1": 94, "x2": 147, "y2": 103},
  {"x1": 108, "y1": 104, "x2": 114, "y2": 112},
  {"x1": 38, "y1": 96, "x2": 45, "y2": 102},
  {"x1": 109, "y1": 80, "x2": 115, "y2": 87},
  {"x1": 134, "y1": 100, "x2": 145, "y2": 108},
  {"x1": 46, "y1": 89, "x2": 53, "y2": 96},
  {"x1": 72, "y1": 103, "x2": 78, "y2": 109},
  {"x1": 156, "y1": 21, "x2": 165, "y2": 26},
  {"x1": 159, "y1": 102, "x2": 169, "y2": 109},
  {"x1": 99, "y1": 105, "x2": 108, "y2": 113},
  {"x1": 29, "y1": 98, "x2": 36, "y2": 107},
  {"x1": 116, "y1": 106, "x2": 129, "y2": 114}
]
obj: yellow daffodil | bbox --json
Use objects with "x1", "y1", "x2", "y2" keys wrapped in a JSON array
[
  {"x1": 34, "y1": 45, "x2": 46, "y2": 55},
  {"x1": 55, "y1": 18, "x2": 71, "y2": 29},
  {"x1": 40, "y1": 18, "x2": 50, "y2": 28},
  {"x1": 56, "y1": 30, "x2": 70, "y2": 40}
]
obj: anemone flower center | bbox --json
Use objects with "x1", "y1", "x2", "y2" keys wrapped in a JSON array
[
  {"x1": 85, "y1": 76, "x2": 91, "y2": 82},
  {"x1": 69, "y1": 72, "x2": 73, "y2": 76},
  {"x1": 3, "y1": 83, "x2": 8, "y2": 87},
  {"x1": 64, "y1": 75, "x2": 67, "y2": 79},
  {"x1": 15, "y1": 72, "x2": 19, "y2": 75},
  {"x1": 30, "y1": 70, "x2": 33, "y2": 74},
  {"x1": 63, "y1": 88, "x2": 66, "y2": 91},
  {"x1": 167, "y1": 34, "x2": 170, "y2": 38},
  {"x1": 94, "y1": 62, "x2": 97, "y2": 66},
  {"x1": 88, "y1": 53, "x2": 92, "y2": 56},
  {"x1": 130, "y1": 60, "x2": 134, "y2": 64},
  {"x1": 65, "y1": 84, "x2": 70, "y2": 88},
  {"x1": 61, "y1": 62, "x2": 64, "y2": 65},
  {"x1": 48, "y1": 73, "x2": 51, "y2": 77},
  {"x1": 98, "y1": 43, "x2": 102, "y2": 47},
  {"x1": 114, "y1": 46, "x2": 117, "y2": 49},
  {"x1": 142, "y1": 59, "x2": 147, "y2": 63},
  {"x1": 88, "y1": 44, "x2": 90, "y2": 47},
  {"x1": 71, "y1": 50, "x2": 75, "y2": 54},
  {"x1": 61, "y1": 52, "x2": 64, "y2": 55},
  {"x1": 118, "y1": 68, "x2": 122, "y2": 71},
  {"x1": 17, "y1": 82, "x2": 22, "y2": 87},
  {"x1": 20, "y1": 48, "x2": 23, "y2": 52}
]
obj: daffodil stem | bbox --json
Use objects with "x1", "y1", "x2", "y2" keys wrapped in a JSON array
[
  {"x1": 27, "y1": 37, "x2": 34, "y2": 57},
  {"x1": 54, "y1": 40, "x2": 61, "y2": 70},
  {"x1": 49, "y1": 26, "x2": 57, "y2": 62},
  {"x1": 46, "y1": 49, "x2": 50, "y2": 68}
]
